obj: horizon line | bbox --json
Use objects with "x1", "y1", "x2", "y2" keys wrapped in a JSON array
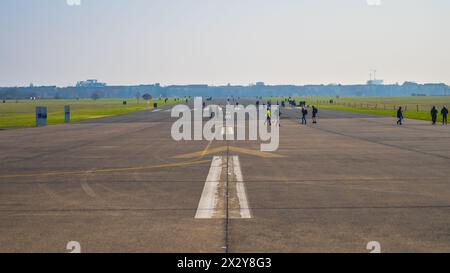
[{"x1": 2, "y1": 81, "x2": 449, "y2": 89}]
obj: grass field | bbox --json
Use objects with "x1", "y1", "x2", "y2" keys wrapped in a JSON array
[
  {"x1": 269, "y1": 96, "x2": 450, "y2": 122},
  {"x1": 0, "y1": 98, "x2": 178, "y2": 128}
]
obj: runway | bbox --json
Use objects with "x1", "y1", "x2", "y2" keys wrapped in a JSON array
[{"x1": 1, "y1": 100, "x2": 450, "y2": 252}]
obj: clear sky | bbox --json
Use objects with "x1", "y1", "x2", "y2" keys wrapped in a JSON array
[{"x1": 0, "y1": 0, "x2": 449, "y2": 87}]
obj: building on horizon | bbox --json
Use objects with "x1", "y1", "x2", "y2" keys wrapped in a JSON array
[
  {"x1": 367, "y1": 79, "x2": 384, "y2": 85},
  {"x1": 76, "y1": 79, "x2": 106, "y2": 88}
]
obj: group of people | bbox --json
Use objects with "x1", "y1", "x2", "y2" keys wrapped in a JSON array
[
  {"x1": 299, "y1": 106, "x2": 318, "y2": 125},
  {"x1": 265, "y1": 101, "x2": 450, "y2": 127},
  {"x1": 397, "y1": 106, "x2": 448, "y2": 125},
  {"x1": 263, "y1": 101, "x2": 319, "y2": 126},
  {"x1": 431, "y1": 106, "x2": 448, "y2": 125}
]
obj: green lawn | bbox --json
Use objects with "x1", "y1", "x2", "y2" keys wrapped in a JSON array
[
  {"x1": 267, "y1": 96, "x2": 450, "y2": 122},
  {"x1": 0, "y1": 98, "x2": 178, "y2": 127}
]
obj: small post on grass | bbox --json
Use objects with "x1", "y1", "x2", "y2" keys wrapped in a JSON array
[{"x1": 64, "y1": 105, "x2": 70, "y2": 123}]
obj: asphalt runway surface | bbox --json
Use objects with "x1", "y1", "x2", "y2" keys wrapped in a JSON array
[{"x1": 1, "y1": 99, "x2": 450, "y2": 253}]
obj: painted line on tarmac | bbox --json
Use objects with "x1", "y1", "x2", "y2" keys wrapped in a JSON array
[
  {"x1": 195, "y1": 156, "x2": 252, "y2": 219},
  {"x1": 80, "y1": 182, "x2": 97, "y2": 198},
  {"x1": 0, "y1": 159, "x2": 210, "y2": 179},
  {"x1": 195, "y1": 156, "x2": 223, "y2": 219},
  {"x1": 175, "y1": 146, "x2": 284, "y2": 159},
  {"x1": 200, "y1": 139, "x2": 214, "y2": 159},
  {"x1": 152, "y1": 109, "x2": 162, "y2": 113},
  {"x1": 232, "y1": 156, "x2": 252, "y2": 219}
]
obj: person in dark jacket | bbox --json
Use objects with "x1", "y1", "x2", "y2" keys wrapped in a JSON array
[
  {"x1": 312, "y1": 106, "x2": 318, "y2": 124},
  {"x1": 397, "y1": 107, "x2": 404, "y2": 125},
  {"x1": 441, "y1": 106, "x2": 448, "y2": 125},
  {"x1": 431, "y1": 106, "x2": 438, "y2": 125},
  {"x1": 301, "y1": 107, "x2": 308, "y2": 125}
]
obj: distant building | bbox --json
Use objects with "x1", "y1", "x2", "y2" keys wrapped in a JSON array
[
  {"x1": 76, "y1": 79, "x2": 106, "y2": 88},
  {"x1": 167, "y1": 84, "x2": 208, "y2": 89},
  {"x1": 367, "y1": 69, "x2": 383, "y2": 85},
  {"x1": 367, "y1": 79, "x2": 384, "y2": 85}
]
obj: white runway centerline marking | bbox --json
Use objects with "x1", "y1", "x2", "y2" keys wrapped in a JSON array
[
  {"x1": 195, "y1": 156, "x2": 223, "y2": 219},
  {"x1": 232, "y1": 156, "x2": 252, "y2": 219},
  {"x1": 195, "y1": 155, "x2": 251, "y2": 219}
]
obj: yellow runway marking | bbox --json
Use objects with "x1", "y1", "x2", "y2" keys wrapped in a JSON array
[
  {"x1": 200, "y1": 139, "x2": 214, "y2": 159},
  {"x1": 175, "y1": 146, "x2": 285, "y2": 159},
  {"x1": 0, "y1": 159, "x2": 210, "y2": 179},
  {"x1": 229, "y1": 146, "x2": 285, "y2": 158}
]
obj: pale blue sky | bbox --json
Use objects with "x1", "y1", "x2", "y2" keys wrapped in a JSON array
[{"x1": 0, "y1": 0, "x2": 449, "y2": 87}]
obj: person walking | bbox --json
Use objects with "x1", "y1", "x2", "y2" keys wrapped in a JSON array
[
  {"x1": 397, "y1": 106, "x2": 404, "y2": 125},
  {"x1": 441, "y1": 106, "x2": 448, "y2": 125},
  {"x1": 301, "y1": 107, "x2": 308, "y2": 125},
  {"x1": 312, "y1": 106, "x2": 318, "y2": 124},
  {"x1": 266, "y1": 107, "x2": 272, "y2": 126},
  {"x1": 431, "y1": 106, "x2": 438, "y2": 125}
]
